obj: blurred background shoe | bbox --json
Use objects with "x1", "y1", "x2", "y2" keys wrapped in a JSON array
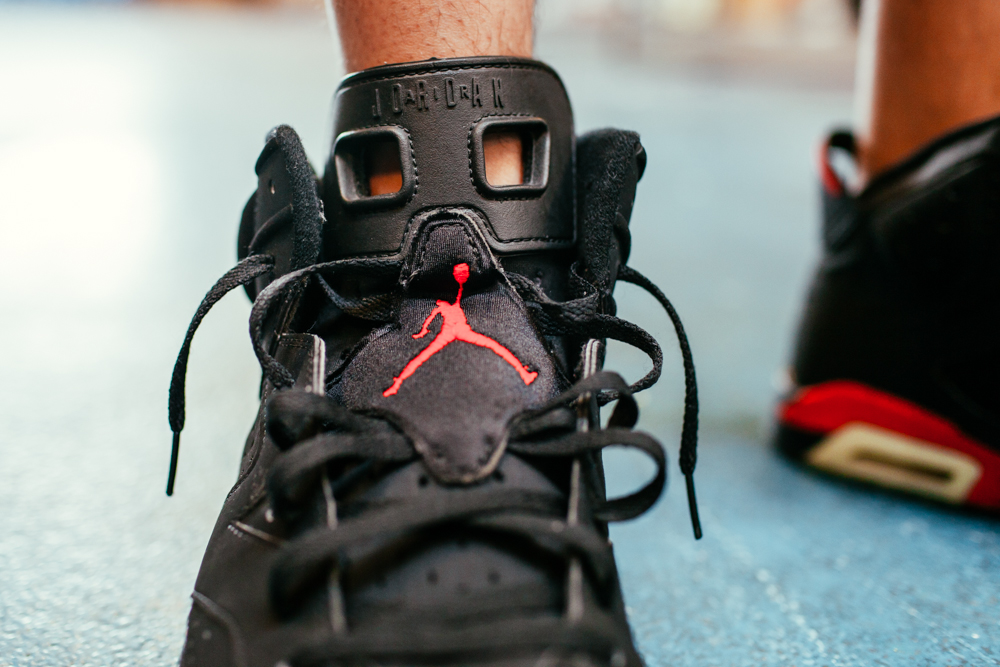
[{"x1": 776, "y1": 117, "x2": 1000, "y2": 512}]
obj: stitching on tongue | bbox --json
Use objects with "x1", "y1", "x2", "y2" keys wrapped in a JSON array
[{"x1": 383, "y1": 263, "x2": 538, "y2": 397}]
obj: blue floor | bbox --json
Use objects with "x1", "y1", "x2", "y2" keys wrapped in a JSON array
[
  {"x1": 0, "y1": 5, "x2": 997, "y2": 666},
  {"x1": 609, "y1": 439, "x2": 1000, "y2": 666}
]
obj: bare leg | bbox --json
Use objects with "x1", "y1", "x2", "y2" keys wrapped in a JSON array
[
  {"x1": 331, "y1": 0, "x2": 533, "y2": 191},
  {"x1": 855, "y1": 0, "x2": 1000, "y2": 184}
]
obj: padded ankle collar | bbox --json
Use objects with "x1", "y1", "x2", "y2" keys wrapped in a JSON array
[
  {"x1": 237, "y1": 125, "x2": 324, "y2": 301},
  {"x1": 321, "y1": 56, "x2": 575, "y2": 259}
]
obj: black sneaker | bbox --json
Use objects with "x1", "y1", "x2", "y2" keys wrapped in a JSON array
[
  {"x1": 167, "y1": 57, "x2": 701, "y2": 667},
  {"x1": 776, "y1": 116, "x2": 1000, "y2": 511}
]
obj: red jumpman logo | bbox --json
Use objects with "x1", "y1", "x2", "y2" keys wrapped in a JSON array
[{"x1": 383, "y1": 263, "x2": 538, "y2": 397}]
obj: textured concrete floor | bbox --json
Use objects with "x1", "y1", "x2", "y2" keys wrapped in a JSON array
[{"x1": 0, "y1": 5, "x2": 997, "y2": 666}]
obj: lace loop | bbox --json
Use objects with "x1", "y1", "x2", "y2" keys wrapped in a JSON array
[
  {"x1": 507, "y1": 274, "x2": 664, "y2": 399},
  {"x1": 248, "y1": 266, "x2": 314, "y2": 390},
  {"x1": 513, "y1": 370, "x2": 636, "y2": 429},
  {"x1": 265, "y1": 389, "x2": 386, "y2": 450},
  {"x1": 509, "y1": 267, "x2": 701, "y2": 538},
  {"x1": 166, "y1": 253, "x2": 275, "y2": 496},
  {"x1": 315, "y1": 274, "x2": 395, "y2": 321},
  {"x1": 267, "y1": 430, "x2": 413, "y2": 517},
  {"x1": 510, "y1": 427, "x2": 665, "y2": 522},
  {"x1": 617, "y1": 265, "x2": 701, "y2": 539},
  {"x1": 249, "y1": 258, "x2": 402, "y2": 391}
]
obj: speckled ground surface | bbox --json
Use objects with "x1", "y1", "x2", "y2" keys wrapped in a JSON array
[{"x1": 0, "y1": 5, "x2": 997, "y2": 666}]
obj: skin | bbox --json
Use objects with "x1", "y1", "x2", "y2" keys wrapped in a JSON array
[
  {"x1": 337, "y1": 0, "x2": 1000, "y2": 190},
  {"x1": 855, "y1": 0, "x2": 1000, "y2": 184},
  {"x1": 332, "y1": 0, "x2": 534, "y2": 73},
  {"x1": 333, "y1": 0, "x2": 533, "y2": 192}
]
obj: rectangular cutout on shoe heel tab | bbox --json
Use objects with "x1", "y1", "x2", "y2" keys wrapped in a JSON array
[
  {"x1": 483, "y1": 128, "x2": 527, "y2": 186},
  {"x1": 334, "y1": 126, "x2": 414, "y2": 208},
  {"x1": 807, "y1": 423, "x2": 982, "y2": 503},
  {"x1": 365, "y1": 139, "x2": 404, "y2": 195},
  {"x1": 471, "y1": 117, "x2": 549, "y2": 196}
]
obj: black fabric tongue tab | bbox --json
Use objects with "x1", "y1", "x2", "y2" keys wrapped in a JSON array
[
  {"x1": 334, "y1": 212, "x2": 566, "y2": 484},
  {"x1": 321, "y1": 56, "x2": 575, "y2": 260}
]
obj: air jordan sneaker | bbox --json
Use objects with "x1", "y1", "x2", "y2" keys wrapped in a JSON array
[
  {"x1": 167, "y1": 57, "x2": 701, "y2": 667},
  {"x1": 776, "y1": 116, "x2": 1000, "y2": 512}
]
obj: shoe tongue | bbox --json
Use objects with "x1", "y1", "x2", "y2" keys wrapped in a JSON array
[{"x1": 333, "y1": 213, "x2": 566, "y2": 484}]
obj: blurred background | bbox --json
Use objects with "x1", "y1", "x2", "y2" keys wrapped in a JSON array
[{"x1": 1, "y1": 0, "x2": 998, "y2": 665}]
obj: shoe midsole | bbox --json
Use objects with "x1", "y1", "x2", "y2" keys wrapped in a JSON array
[{"x1": 777, "y1": 380, "x2": 1000, "y2": 509}]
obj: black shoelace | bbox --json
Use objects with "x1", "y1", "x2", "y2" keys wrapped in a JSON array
[
  {"x1": 167, "y1": 254, "x2": 701, "y2": 663},
  {"x1": 168, "y1": 255, "x2": 701, "y2": 534},
  {"x1": 264, "y1": 370, "x2": 664, "y2": 666}
]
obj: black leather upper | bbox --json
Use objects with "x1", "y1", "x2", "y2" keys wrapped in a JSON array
[
  {"x1": 321, "y1": 57, "x2": 576, "y2": 259},
  {"x1": 787, "y1": 114, "x2": 1000, "y2": 451},
  {"x1": 177, "y1": 57, "x2": 675, "y2": 667}
]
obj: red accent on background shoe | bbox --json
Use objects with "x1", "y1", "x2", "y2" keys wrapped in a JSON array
[
  {"x1": 779, "y1": 380, "x2": 1000, "y2": 509},
  {"x1": 818, "y1": 137, "x2": 845, "y2": 197}
]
